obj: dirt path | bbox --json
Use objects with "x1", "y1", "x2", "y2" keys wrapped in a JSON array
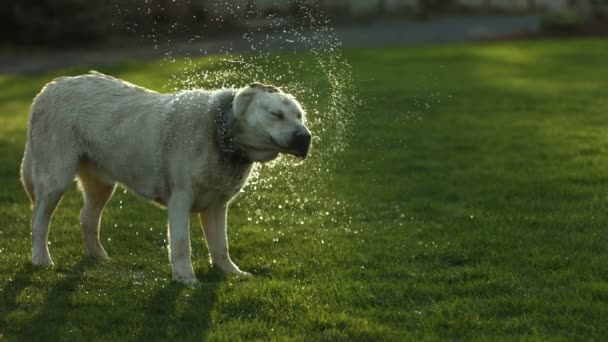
[{"x1": 0, "y1": 15, "x2": 539, "y2": 75}]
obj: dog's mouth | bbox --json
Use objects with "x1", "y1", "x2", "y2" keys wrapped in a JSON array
[
  {"x1": 238, "y1": 132, "x2": 311, "y2": 160},
  {"x1": 241, "y1": 142, "x2": 301, "y2": 159},
  {"x1": 270, "y1": 137, "x2": 310, "y2": 159}
]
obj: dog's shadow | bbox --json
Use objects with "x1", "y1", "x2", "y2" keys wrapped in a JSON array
[
  {"x1": 135, "y1": 267, "x2": 224, "y2": 341},
  {"x1": 2, "y1": 260, "x2": 224, "y2": 339},
  {"x1": 1, "y1": 259, "x2": 94, "y2": 340}
]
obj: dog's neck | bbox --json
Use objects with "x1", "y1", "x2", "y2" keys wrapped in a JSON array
[{"x1": 216, "y1": 101, "x2": 251, "y2": 165}]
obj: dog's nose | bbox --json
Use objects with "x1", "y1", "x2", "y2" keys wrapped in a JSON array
[{"x1": 289, "y1": 128, "x2": 311, "y2": 158}]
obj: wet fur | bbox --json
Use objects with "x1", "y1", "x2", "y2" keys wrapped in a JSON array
[{"x1": 20, "y1": 71, "x2": 310, "y2": 284}]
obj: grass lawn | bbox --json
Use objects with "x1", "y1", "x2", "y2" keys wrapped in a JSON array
[{"x1": 1, "y1": 38, "x2": 607, "y2": 340}]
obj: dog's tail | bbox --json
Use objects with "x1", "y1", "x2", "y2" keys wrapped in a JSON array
[{"x1": 20, "y1": 143, "x2": 35, "y2": 208}]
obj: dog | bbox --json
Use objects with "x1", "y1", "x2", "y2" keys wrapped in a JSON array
[{"x1": 20, "y1": 71, "x2": 311, "y2": 284}]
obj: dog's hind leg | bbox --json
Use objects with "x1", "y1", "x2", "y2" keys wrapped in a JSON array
[
  {"x1": 20, "y1": 144, "x2": 35, "y2": 207},
  {"x1": 30, "y1": 157, "x2": 78, "y2": 267},
  {"x1": 77, "y1": 163, "x2": 115, "y2": 260}
]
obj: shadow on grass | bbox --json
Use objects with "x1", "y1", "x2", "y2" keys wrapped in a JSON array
[
  {"x1": 136, "y1": 267, "x2": 224, "y2": 340},
  {"x1": 0, "y1": 259, "x2": 94, "y2": 340},
  {"x1": 0, "y1": 264, "x2": 36, "y2": 319}
]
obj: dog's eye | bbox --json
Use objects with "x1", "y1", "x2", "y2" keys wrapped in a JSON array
[{"x1": 270, "y1": 111, "x2": 284, "y2": 120}]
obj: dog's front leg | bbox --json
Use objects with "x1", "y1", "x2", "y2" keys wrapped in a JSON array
[
  {"x1": 199, "y1": 204, "x2": 251, "y2": 277},
  {"x1": 167, "y1": 191, "x2": 197, "y2": 284}
]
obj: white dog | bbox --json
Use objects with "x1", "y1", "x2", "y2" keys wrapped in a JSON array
[{"x1": 20, "y1": 71, "x2": 311, "y2": 284}]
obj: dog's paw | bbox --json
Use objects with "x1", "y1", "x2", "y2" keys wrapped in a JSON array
[
  {"x1": 233, "y1": 270, "x2": 253, "y2": 278},
  {"x1": 223, "y1": 268, "x2": 253, "y2": 278},
  {"x1": 32, "y1": 256, "x2": 54, "y2": 267},
  {"x1": 86, "y1": 247, "x2": 110, "y2": 260},
  {"x1": 88, "y1": 255, "x2": 111, "y2": 263},
  {"x1": 173, "y1": 274, "x2": 199, "y2": 285},
  {"x1": 213, "y1": 260, "x2": 252, "y2": 277}
]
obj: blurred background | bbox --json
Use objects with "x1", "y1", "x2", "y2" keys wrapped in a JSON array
[
  {"x1": 1, "y1": 2, "x2": 608, "y2": 340},
  {"x1": 0, "y1": 0, "x2": 606, "y2": 74}
]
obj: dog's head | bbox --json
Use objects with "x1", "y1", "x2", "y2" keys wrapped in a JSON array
[{"x1": 231, "y1": 83, "x2": 311, "y2": 162}]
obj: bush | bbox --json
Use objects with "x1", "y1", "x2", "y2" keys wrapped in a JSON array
[
  {"x1": 0, "y1": 0, "x2": 209, "y2": 47},
  {"x1": 540, "y1": 10, "x2": 586, "y2": 33},
  {"x1": 0, "y1": 0, "x2": 115, "y2": 46},
  {"x1": 590, "y1": 0, "x2": 608, "y2": 20}
]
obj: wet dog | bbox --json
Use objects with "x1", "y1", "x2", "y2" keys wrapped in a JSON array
[{"x1": 20, "y1": 71, "x2": 311, "y2": 284}]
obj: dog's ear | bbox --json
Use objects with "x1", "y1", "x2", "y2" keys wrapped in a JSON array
[
  {"x1": 250, "y1": 83, "x2": 281, "y2": 93},
  {"x1": 233, "y1": 83, "x2": 282, "y2": 118},
  {"x1": 233, "y1": 87, "x2": 256, "y2": 118}
]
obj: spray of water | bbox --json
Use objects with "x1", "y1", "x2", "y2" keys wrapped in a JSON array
[{"x1": 116, "y1": 1, "x2": 359, "y2": 232}]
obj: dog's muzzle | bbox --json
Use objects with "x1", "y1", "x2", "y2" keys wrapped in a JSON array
[{"x1": 288, "y1": 127, "x2": 312, "y2": 159}]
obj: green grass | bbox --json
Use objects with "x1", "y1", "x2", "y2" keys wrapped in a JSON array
[{"x1": 1, "y1": 38, "x2": 608, "y2": 340}]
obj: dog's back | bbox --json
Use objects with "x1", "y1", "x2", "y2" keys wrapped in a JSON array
[{"x1": 27, "y1": 72, "x2": 173, "y2": 195}]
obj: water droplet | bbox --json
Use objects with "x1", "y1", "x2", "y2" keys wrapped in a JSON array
[{"x1": 117, "y1": 0, "x2": 358, "y2": 245}]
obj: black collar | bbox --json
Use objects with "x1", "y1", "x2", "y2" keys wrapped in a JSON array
[{"x1": 216, "y1": 102, "x2": 251, "y2": 165}]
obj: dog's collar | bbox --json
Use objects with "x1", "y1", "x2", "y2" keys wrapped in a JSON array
[{"x1": 217, "y1": 102, "x2": 251, "y2": 165}]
